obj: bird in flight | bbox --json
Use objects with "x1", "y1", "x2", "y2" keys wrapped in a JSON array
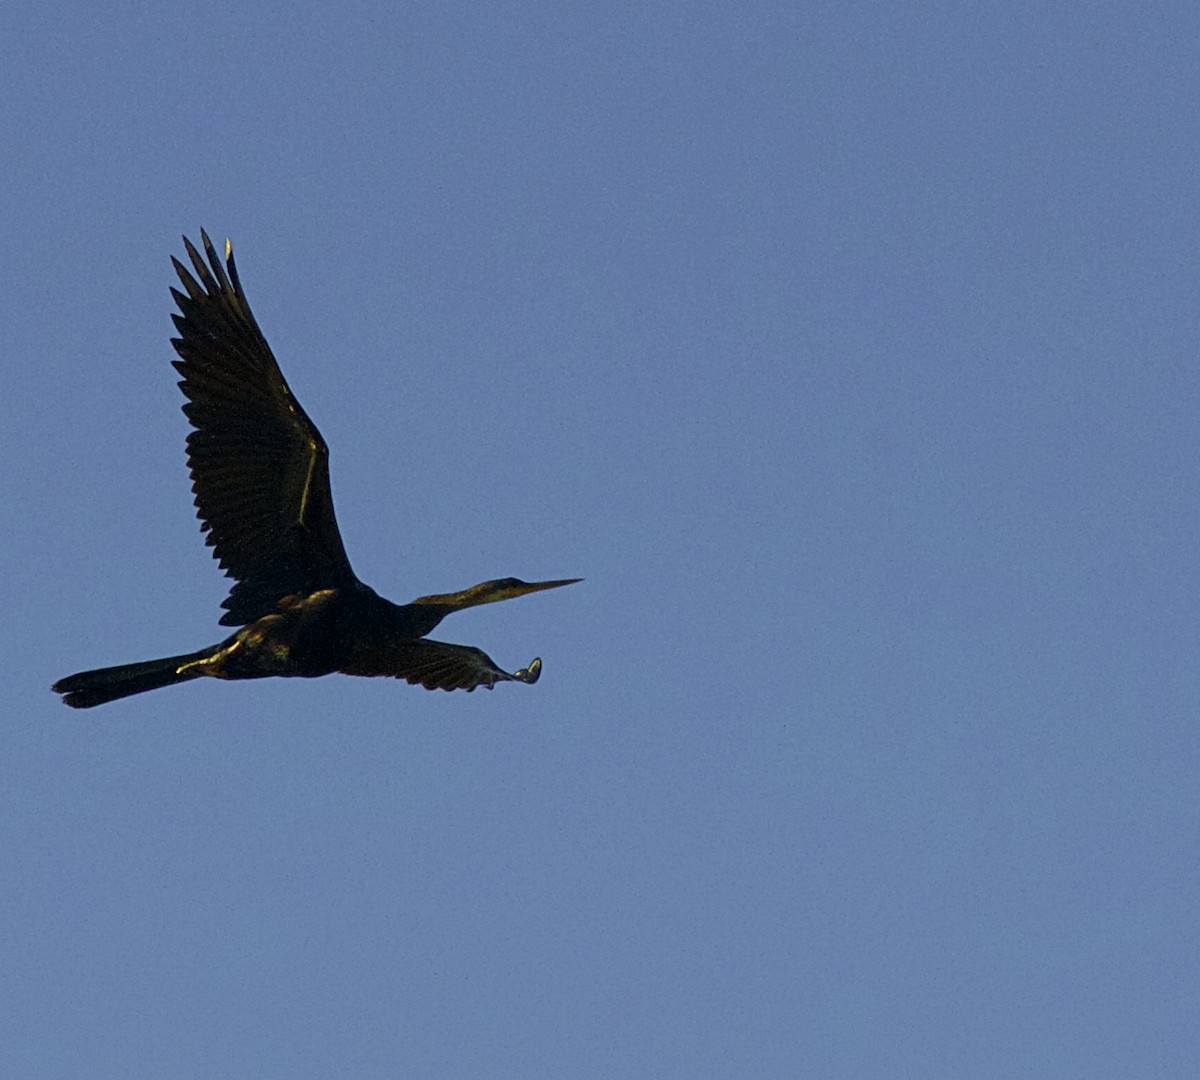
[{"x1": 53, "y1": 231, "x2": 579, "y2": 709}]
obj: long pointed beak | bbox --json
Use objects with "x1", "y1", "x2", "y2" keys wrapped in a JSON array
[{"x1": 513, "y1": 578, "x2": 583, "y2": 597}]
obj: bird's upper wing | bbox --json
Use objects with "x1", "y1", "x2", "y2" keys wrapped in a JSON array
[
  {"x1": 339, "y1": 638, "x2": 542, "y2": 692},
  {"x1": 170, "y1": 231, "x2": 356, "y2": 626}
]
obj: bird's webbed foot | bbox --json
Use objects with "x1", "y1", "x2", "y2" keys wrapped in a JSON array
[{"x1": 512, "y1": 657, "x2": 542, "y2": 684}]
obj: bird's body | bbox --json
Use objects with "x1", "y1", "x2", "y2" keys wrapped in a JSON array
[{"x1": 53, "y1": 232, "x2": 577, "y2": 709}]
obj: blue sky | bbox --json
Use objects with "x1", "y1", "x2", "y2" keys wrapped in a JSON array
[{"x1": 3, "y1": 2, "x2": 1198, "y2": 1076}]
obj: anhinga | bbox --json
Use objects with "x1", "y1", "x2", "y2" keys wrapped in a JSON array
[{"x1": 53, "y1": 231, "x2": 579, "y2": 709}]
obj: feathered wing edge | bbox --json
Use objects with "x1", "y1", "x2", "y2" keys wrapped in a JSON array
[
  {"x1": 168, "y1": 230, "x2": 356, "y2": 626},
  {"x1": 340, "y1": 639, "x2": 542, "y2": 692}
]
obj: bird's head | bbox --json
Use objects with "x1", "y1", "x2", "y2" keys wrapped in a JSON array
[{"x1": 412, "y1": 577, "x2": 581, "y2": 610}]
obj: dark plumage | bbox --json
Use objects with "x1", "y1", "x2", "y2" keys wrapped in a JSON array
[{"x1": 53, "y1": 232, "x2": 578, "y2": 709}]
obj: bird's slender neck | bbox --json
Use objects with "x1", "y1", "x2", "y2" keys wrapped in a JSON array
[{"x1": 409, "y1": 583, "x2": 492, "y2": 611}]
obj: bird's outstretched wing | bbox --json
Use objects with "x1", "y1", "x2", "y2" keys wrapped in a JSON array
[
  {"x1": 339, "y1": 639, "x2": 542, "y2": 692},
  {"x1": 170, "y1": 231, "x2": 357, "y2": 626}
]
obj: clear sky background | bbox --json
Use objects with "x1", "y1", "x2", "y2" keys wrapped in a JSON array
[{"x1": 3, "y1": 2, "x2": 1198, "y2": 1077}]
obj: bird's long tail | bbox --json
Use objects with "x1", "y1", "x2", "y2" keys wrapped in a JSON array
[{"x1": 52, "y1": 649, "x2": 212, "y2": 709}]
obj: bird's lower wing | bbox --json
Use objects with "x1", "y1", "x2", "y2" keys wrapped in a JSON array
[{"x1": 339, "y1": 639, "x2": 542, "y2": 692}]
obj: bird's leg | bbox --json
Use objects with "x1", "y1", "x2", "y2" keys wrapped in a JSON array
[
  {"x1": 175, "y1": 615, "x2": 295, "y2": 681},
  {"x1": 174, "y1": 639, "x2": 245, "y2": 681}
]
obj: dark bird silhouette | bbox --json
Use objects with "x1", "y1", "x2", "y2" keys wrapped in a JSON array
[{"x1": 53, "y1": 231, "x2": 579, "y2": 709}]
